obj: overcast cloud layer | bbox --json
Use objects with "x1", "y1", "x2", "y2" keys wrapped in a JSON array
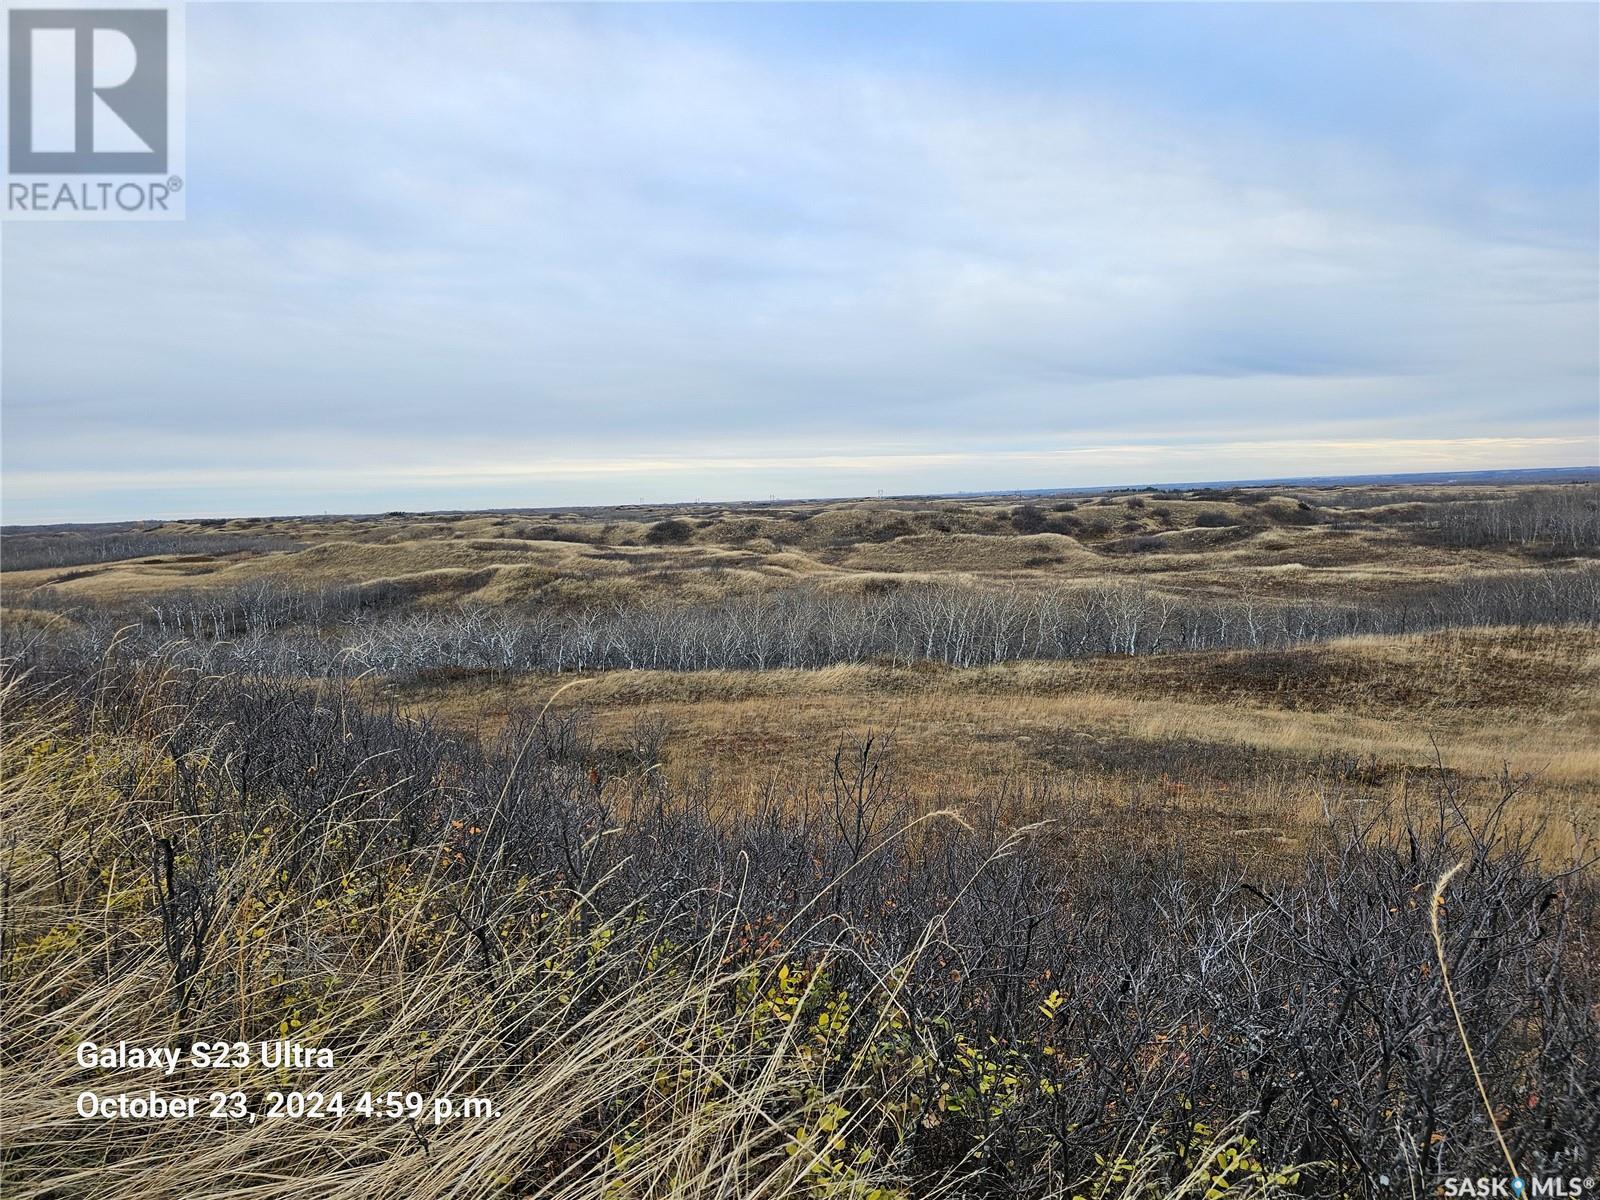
[{"x1": 3, "y1": 2, "x2": 1597, "y2": 523}]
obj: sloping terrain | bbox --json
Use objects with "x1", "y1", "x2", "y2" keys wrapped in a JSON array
[{"x1": 7, "y1": 483, "x2": 1593, "y2": 610}]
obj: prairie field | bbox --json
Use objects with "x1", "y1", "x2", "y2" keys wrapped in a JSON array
[{"x1": 2, "y1": 480, "x2": 1598, "y2": 1198}]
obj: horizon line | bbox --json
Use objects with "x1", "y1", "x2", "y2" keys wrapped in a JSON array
[{"x1": 5, "y1": 463, "x2": 1596, "y2": 533}]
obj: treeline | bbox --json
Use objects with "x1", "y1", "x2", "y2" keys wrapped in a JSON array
[
  {"x1": 0, "y1": 529, "x2": 299, "y2": 573},
  {"x1": 1423, "y1": 487, "x2": 1600, "y2": 552},
  {"x1": 10, "y1": 568, "x2": 1599, "y2": 679},
  {"x1": 7, "y1": 657, "x2": 1596, "y2": 1192}
]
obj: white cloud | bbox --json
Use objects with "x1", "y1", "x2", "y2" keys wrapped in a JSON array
[{"x1": 3, "y1": 5, "x2": 1595, "y2": 522}]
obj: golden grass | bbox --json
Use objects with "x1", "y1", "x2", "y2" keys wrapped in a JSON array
[
  {"x1": 5, "y1": 485, "x2": 1580, "y2": 609},
  {"x1": 375, "y1": 627, "x2": 1599, "y2": 867}
]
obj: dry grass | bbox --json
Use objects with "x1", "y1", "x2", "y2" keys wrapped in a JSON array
[
  {"x1": 4, "y1": 482, "x2": 1594, "y2": 1194},
  {"x1": 374, "y1": 626, "x2": 1600, "y2": 866},
  {"x1": 0, "y1": 680, "x2": 1303, "y2": 1200},
  {"x1": 9, "y1": 486, "x2": 1593, "y2": 871},
  {"x1": 8, "y1": 484, "x2": 1590, "y2": 611}
]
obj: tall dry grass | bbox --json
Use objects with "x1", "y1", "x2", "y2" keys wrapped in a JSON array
[{"x1": 0, "y1": 673, "x2": 1296, "y2": 1200}]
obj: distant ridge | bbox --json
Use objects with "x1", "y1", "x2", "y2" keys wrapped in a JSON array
[
  {"x1": 988, "y1": 464, "x2": 1600, "y2": 499},
  {"x1": 4, "y1": 466, "x2": 1595, "y2": 532}
]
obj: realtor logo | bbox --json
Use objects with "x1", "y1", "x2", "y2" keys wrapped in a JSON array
[
  {"x1": 9, "y1": 9, "x2": 167, "y2": 172},
  {"x1": 4, "y1": 3, "x2": 184, "y2": 219}
]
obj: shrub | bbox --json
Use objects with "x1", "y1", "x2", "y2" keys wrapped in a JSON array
[
  {"x1": 2, "y1": 661, "x2": 1595, "y2": 1195},
  {"x1": 1010, "y1": 505, "x2": 1048, "y2": 534},
  {"x1": 645, "y1": 519, "x2": 696, "y2": 545}
]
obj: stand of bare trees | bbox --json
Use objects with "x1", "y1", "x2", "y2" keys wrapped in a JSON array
[
  {"x1": 1425, "y1": 488, "x2": 1600, "y2": 552},
  {"x1": 0, "y1": 529, "x2": 299, "y2": 572},
  {"x1": 11, "y1": 567, "x2": 1599, "y2": 680}
]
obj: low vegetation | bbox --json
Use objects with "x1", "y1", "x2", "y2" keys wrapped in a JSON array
[
  {"x1": 3, "y1": 660, "x2": 1595, "y2": 1197},
  {"x1": 2, "y1": 479, "x2": 1597, "y2": 1196}
]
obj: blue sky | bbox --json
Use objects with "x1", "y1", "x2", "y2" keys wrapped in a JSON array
[{"x1": 4, "y1": 2, "x2": 1597, "y2": 523}]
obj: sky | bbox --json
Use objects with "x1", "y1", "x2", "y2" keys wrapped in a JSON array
[{"x1": 3, "y1": 1, "x2": 1597, "y2": 524}]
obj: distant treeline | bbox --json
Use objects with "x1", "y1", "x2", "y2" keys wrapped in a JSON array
[
  {"x1": 0, "y1": 529, "x2": 300, "y2": 573},
  {"x1": 11, "y1": 568, "x2": 1598, "y2": 678},
  {"x1": 1303, "y1": 484, "x2": 1600, "y2": 552},
  {"x1": 1421, "y1": 487, "x2": 1600, "y2": 551}
]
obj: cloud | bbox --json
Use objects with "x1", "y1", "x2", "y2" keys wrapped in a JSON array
[{"x1": 3, "y1": 4, "x2": 1595, "y2": 522}]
